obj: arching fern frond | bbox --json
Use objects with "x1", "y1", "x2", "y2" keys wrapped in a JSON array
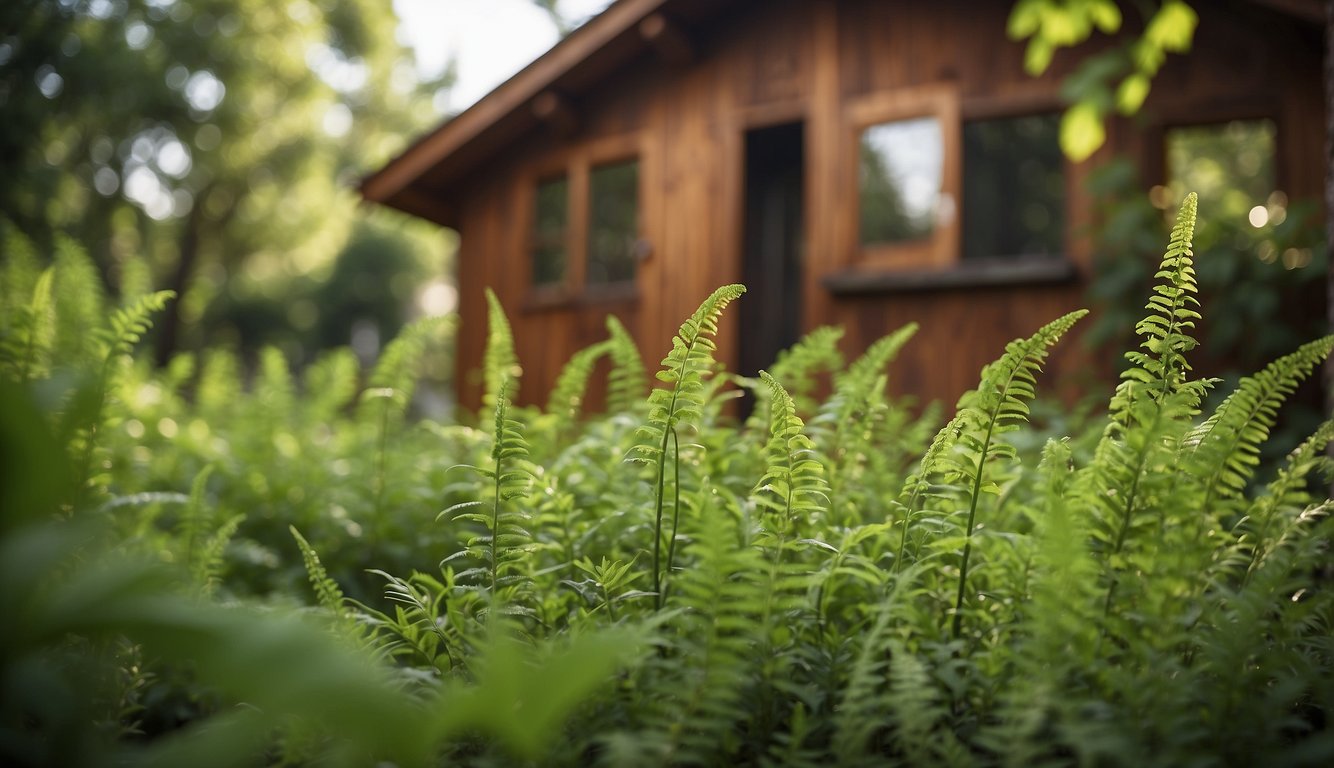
[
  {"x1": 747, "y1": 325, "x2": 846, "y2": 431},
  {"x1": 948, "y1": 309, "x2": 1087, "y2": 638},
  {"x1": 1187, "y1": 335, "x2": 1334, "y2": 507},
  {"x1": 1238, "y1": 420, "x2": 1334, "y2": 583},
  {"x1": 95, "y1": 290, "x2": 176, "y2": 363},
  {"x1": 546, "y1": 339, "x2": 612, "y2": 433},
  {"x1": 606, "y1": 315, "x2": 647, "y2": 415},
  {"x1": 482, "y1": 288, "x2": 521, "y2": 416},
  {"x1": 291, "y1": 525, "x2": 347, "y2": 618},
  {"x1": 360, "y1": 315, "x2": 451, "y2": 422},
  {"x1": 629, "y1": 283, "x2": 745, "y2": 609}
]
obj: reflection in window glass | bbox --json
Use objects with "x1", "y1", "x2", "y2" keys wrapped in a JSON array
[
  {"x1": 587, "y1": 159, "x2": 639, "y2": 285},
  {"x1": 532, "y1": 175, "x2": 568, "y2": 286},
  {"x1": 859, "y1": 117, "x2": 942, "y2": 244},
  {"x1": 1166, "y1": 119, "x2": 1276, "y2": 227},
  {"x1": 962, "y1": 113, "x2": 1064, "y2": 260}
]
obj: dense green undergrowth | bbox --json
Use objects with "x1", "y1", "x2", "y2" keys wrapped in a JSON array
[{"x1": 2, "y1": 194, "x2": 1332, "y2": 766}]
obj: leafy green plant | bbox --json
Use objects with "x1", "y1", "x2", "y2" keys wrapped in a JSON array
[{"x1": 4, "y1": 193, "x2": 1334, "y2": 767}]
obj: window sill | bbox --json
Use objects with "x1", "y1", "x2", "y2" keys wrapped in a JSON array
[
  {"x1": 523, "y1": 281, "x2": 639, "y2": 311},
  {"x1": 823, "y1": 258, "x2": 1078, "y2": 296}
]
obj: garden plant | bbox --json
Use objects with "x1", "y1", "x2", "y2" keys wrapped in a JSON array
[{"x1": 1, "y1": 193, "x2": 1332, "y2": 766}]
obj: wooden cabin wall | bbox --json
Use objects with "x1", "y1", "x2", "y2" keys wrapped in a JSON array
[{"x1": 452, "y1": 0, "x2": 1325, "y2": 415}]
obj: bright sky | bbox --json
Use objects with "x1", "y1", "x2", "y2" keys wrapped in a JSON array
[{"x1": 394, "y1": 0, "x2": 614, "y2": 113}]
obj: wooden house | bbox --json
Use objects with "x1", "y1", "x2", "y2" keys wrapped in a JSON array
[{"x1": 362, "y1": 0, "x2": 1325, "y2": 412}]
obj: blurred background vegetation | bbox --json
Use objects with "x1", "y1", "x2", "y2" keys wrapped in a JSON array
[{"x1": 1, "y1": 0, "x2": 457, "y2": 385}]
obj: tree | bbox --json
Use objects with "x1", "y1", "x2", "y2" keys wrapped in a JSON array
[
  {"x1": 0, "y1": 0, "x2": 449, "y2": 360},
  {"x1": 1008, "y1": 0, "x2": 1198, "y2": 161}
]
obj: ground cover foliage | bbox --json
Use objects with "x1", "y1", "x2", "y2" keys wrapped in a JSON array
[{"x1": 2, "y1": 194, "x2": 1333, "y2": 766}]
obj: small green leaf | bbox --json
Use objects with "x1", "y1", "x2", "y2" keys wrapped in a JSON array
[{"x1": 1060, "y1": 101, "x2": 1106, "y2": 162}]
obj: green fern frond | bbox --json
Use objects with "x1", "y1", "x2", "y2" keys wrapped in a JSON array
[
  {"x1": 817, "y1": 323, "x2": 918, "y2": 432},
  {"x1": 361, "y1": 315, "x2": 451, "y2": 421},
  {"x1": 546, "y1": 340, "x2": 612, "y2": 432},
  {"x1": 95, "y1": 290, "x2": 175, "y2": 362},
  {"x1": 1113, "y1": 191, "x2": 1201, "y2": 417},
  {"x1": 291, "y1": 525, "x2": 347, "y2": 617},
  {"x1": 748, "y1": 326, "x2": 846, "y2": 431},
  {"x1": 0, "y1": 267, "x2": 54, "y2": 384},
  {"x1": 753, "y1": 371, "x2": 830, "y2": 542},
  {"x1": 629, "y1": 283, "x2": 745, "y2": 609},
  {"x1": 949, "y1": 309, "x2": 1087, "y2": 638},
  {"x1": 645, "y1": 500, "x2": 766, "y2": 766},
  {"x1": 482, "y1": 288, "x2": 521, "y2": 415},
  {"x1": 1239, "y1": 421, "x2": 1334, "y2": 582},
  {"x1": 1187, "y1": 335, "x2": 1334, "y2": 506},
  {"x1": 893, "y1": 414, "x2": 967, "y2": 572},
  {"x1": 444, "y1": 378, "x2": 535, "y2": 609},
  {"x1": 605, "y1": 315, "x2": 647, "y2": 414},
  {"x1": 52, "y1": 236, "x2": 106, "y2": 365},
  {"x1": 303, "y1": 347, "x2": 361, "y2": 422}
]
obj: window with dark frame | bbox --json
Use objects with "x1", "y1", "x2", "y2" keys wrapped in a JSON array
[
  {"x1": 531, "y1": 174, "x2": 569, "y2": 287},
  {"x1": 586, "y1": 159, "x2": 639, "y2": 286},
  {"x1": 961, "y1": 113, "x2": 1064, "y2": 261}
]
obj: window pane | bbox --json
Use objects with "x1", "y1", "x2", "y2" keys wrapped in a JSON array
[
  {"x1": 962, "y1": 113, "x2": 1064, "y2": 260},
  {"x1": 532, "y1": 175, "x2": 568, "y2": 286},
  {"x1": 1166, "y1": 119, "x2": 1276, "y2": 227},
  {"x1": 859, "y1": 117, "x2": 942, "y2": 245},
  {"x1": 587, "y1": 159, "x2": 639, "y2": 285}
]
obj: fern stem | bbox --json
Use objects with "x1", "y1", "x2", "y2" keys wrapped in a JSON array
[
  {"x1": 951, "y1": 382, "x2": 1009, "y2": 639},
  {"x1": 662, "y1": 426, "x2": 684, "y2": 605}
]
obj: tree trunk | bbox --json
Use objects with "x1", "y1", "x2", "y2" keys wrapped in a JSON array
[{"x1": 154, "y1": 197, "x2": 205, "y2": 366}]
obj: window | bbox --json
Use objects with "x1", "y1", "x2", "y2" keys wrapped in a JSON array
[
  {"x1": 847, "y1": 84, "x2": 960, "y2": 271},
  {"x1": 842, "y1": 83, "x2": 1075, "y2": 287},
  {"x1": 526, "y1": 145, "x2": 642, "y2": 300},
  {"x1": 961, "y1": 113, "x2": 1064, "y2": 261},
  {"x1": 587, "y1": 159, "x2": 639, "y2": 286},
  {"x1": 860, "y1": 117, "x2": 944, "y2": 245},
  {"x1": 532, "y1": 175, "x2": 569, "y2": 287}
]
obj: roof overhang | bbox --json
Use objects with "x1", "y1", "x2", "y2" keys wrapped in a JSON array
[
  {"x1": 363, "y1": 0, "x2": 1324, "y2": 228},
  {"x1": 361, "y1": 0, "x2": 730, "y2": 227}
]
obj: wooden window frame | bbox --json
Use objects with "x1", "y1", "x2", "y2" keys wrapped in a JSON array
[
  {"x1": 845, "y1": 83, "x2": 961, "y2": 272},
  {"x1": 523, "y1": 133, "x2": 646, "y2": 308}
]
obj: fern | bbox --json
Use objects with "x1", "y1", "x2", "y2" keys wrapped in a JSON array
[
  {"x1": 1238, "y1": 420, "x2": 1334, "y2": 583},
  {"x1": 360, "y1": 315, "x2": 451, "y2": 422},
  {"x1": 753, "y1": 371, "x2": 830, "y2": 549},
  {"x1": 948, "y1": 309, "x2": 1086, "y2": 638},
  {"x1": 1186, "y1": 335, "x2": 1334, "y2": 508},
  {"x1": 546, "y1": 340, "x2": 612, "y2": 436},
  {"x1": 641, "y1": 497, "x2": 766, "y2": 766},
  {"x1": 52, "y1": 236, "x2": 106, "y2": 365},
  {"x1": 1081, "y1": 195, "x2": 1208, "y2": 623},
  {"x1": 482, "y1": 288, "x2": 521, "y2": 416},
  {"x1": 630, "y1": 283, "x2": 745, "y2": 609},
  {"x1": 748, "y1": 325, "x2": 845, "y2": 431},
  {"x1": 1113, "y1": 191, "x2": 1205, "y2": 417},
  {"x1": 0, "y1": 267, "x2": 54, "y2": 384},
  {"x1": 444, "y1": 378, "x2": 535, "y2": 612},
  {"x1": 70, "y1": 290, "x2": 175, "y2": 506},
  {"x1": 810, "y1": 323, "x2": 918, "y2": 524},
  {"x1": 291, "y1": 525, "x2": 348, "y2": 618},
  {"x1": 605, "y1": 315, "x2": 647, "y2": 415}
]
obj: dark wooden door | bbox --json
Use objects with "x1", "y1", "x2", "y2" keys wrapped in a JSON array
[{"x1": 739, "y1": 121, "x2": 805, "y2": 388}]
